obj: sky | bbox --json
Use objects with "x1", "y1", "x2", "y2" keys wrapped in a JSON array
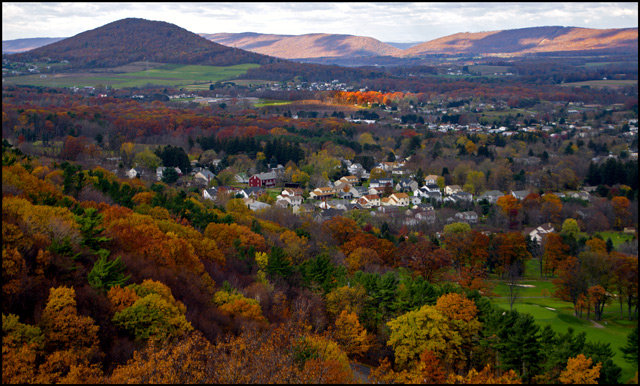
[{"x1": 2, "y1": 2, "x2": 638, "y2": 42}]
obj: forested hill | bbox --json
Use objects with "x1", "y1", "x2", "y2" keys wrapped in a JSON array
[
  {"x1": 8, "y1": 18, "x2": 280, "y2": 68},
  {"x1": 401, "y1": 26, "x2": 639, "y2": 57},
  {"x1": 201, "y1": 32, "x2": 403, "y2": 59}
]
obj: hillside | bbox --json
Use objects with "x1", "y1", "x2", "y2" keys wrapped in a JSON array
[
  {"x1": 401, "y1": 26, "x2": 639, "y2": 57},
  {"x1": 201, "y1": 32, "x2": 402, "y2": 59},
  {"x1": 2, "y1": 37, "x2": 65, "y2": 54},
  {"x1": 9, "y1": 18, "x2": 279, "y2": 68}
]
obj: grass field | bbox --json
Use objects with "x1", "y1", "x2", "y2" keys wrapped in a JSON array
[
  {"x1": 490, "y1": 278, "x2": 638, "y2": 382},
  {"x1": 254, "y1": 99, "x2": 293, "y2": 108},
  {"x1": 596, "y1": 231, "x2": 636, "y2": 248},
  {"x1": 3, "y1": 63, "x2": 260, "y2": 89}
]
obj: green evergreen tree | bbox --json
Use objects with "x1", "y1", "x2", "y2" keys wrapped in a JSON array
[
  {"x1": 88, "y1": 249, "x2": 130, "y2": 292},
  {"x1": 620, "y1": 326, "x2": 638, "y2": 365}
]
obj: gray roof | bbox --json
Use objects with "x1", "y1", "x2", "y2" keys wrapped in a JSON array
[{"x1": 254, "y1": 171, "x2": 276, "y2": 180}]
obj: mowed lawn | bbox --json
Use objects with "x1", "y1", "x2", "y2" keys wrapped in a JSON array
[
  {"x1": 3, "y1": 63, "x2": 260, "y2": 88},
  {"x1": 490, "y1": 278, "x2": 638, "y2": 382}
]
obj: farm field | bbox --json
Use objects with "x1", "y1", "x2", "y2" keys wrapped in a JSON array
[
  {"x1": 490, "y1": 278, "x2": 638, "y2": 382},
  {"x1": 2, "y1": 63, "x2": 260, "y2": 88}
]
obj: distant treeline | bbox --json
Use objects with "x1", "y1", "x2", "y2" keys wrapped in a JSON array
[{"x1": 197, "y1": 135, "x2": 304, "y2": 165}]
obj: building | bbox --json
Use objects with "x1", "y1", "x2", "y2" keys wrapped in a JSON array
[
  {"x1": 528, "y1": 223, "x2": 555, "y2": 244},
  {"x1": 309, "y1": 187, "x2": 336, "y2": 199},
  {"x1": 248, "y1": 171, "x2": 277, "y2": 188},
  {"x1": 445, "y1": 185, "x2": 462, "y2": 195}
]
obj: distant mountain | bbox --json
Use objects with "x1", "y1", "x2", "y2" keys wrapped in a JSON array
[
  {"x1": 8, "y1": 18, "x2": 279, "y2": 68},
  {"x1": 201, "y1": 32, "x2": 402, "y2": 59},
  {"x1": 400, "y1": 26, "x2": 638, "y2": 57},
  {"x1": 2, "y1": 37, "x2": 66, "y2": 54}
]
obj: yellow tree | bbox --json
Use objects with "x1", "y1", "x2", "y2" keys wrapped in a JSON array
[
  {"x1": 386, "y1": 305, "x2": 461, "y2": 369},
  {"x1": 332, "y1": 310, "x2": 372, "y2": 357},
  {"x1": 559, "y1": 354, "x2": 602, "y2": 384}
]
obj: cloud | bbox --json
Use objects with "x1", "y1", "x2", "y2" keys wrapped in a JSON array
[{"x1": 2, "y1": 2, "x2": 638, "y2": 42}]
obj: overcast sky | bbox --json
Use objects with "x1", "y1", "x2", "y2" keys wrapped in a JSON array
[{"x1": 3, "y1": 2, "x2": 638, "y2": 42}]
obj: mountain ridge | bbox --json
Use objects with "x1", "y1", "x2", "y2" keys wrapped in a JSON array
[
  {"x1": 4, "y1": 23, "x2": 637, "y2": 65},
  {"x1": 7, "y1": 18, "x2": 279, "y2": 68}
]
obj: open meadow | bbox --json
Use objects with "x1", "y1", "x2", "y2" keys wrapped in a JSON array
[{"x1": 2, "y1": 63, "x2": 260, "y2": 89}]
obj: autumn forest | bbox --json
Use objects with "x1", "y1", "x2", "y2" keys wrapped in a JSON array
[{"x1": 2, "y1": 15, "x2": 639, "y2": 385}]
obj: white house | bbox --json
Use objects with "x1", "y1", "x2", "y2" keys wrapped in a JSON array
[
  {"x1": 388, "y1": 192, "x2": 410, "y2": 207},
  {"x1": 127, "y1": 168, "x2": 141, "y2": 179},
  {"x1": 445, "y1": 185, "x2": 463, "y2": 195},
  {"x1": 529, "y1": 223, "x2": 555, "y2": 244}
]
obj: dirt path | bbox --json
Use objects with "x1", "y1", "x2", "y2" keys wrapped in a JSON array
[{"x1": 590, "y1": 320, "x2": 605, "y2": 328}]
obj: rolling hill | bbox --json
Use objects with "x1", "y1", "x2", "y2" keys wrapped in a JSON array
[
  {"x1": 400, "y1": 26, "x2": 638, "y2": 57},
  {"x1": 2, "y1": 37, "x2": 66, "y2": 54},
  {"x1": 201, "y1": 32, "x2": 402, "y2": 59},
  {"x1": 8, "y1": 18, "x2": 279, "y2": 68}
]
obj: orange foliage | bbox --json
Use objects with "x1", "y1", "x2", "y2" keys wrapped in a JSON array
[
  {"x1": 107, "y1": 285, "x2": 140, "y2": 312},
  {"x1": 204, "y1": 222, "x2": 267, "y2": 253},
  {"x1": 559, "y1": 354, "x2": 602, "y2": 384}
]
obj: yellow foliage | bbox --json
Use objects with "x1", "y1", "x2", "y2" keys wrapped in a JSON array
[
  {"x1": 333, "y1": 310, "x2": 371, "y2": 357},
  {"x1": 559, "y1": 354, "x2": 602, "y2": 384}
]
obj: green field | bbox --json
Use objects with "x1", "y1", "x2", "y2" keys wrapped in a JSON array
[
  {"x1": 3, "y1": 63, "x2": 260, "y2": 89},
  {"x1": 254, "y1": 99, "x2": 293, "y2": 108},
  {"x1": 490, "y1": 278, "x2": 638, "y2": 382},
  {"x1": 596, "y1": 231, "x2": 636, "y2": 248}
]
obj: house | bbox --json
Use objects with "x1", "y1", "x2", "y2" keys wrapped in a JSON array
[
  {"x1": 445, "y1": 185, "x2": 462, "y2": 195},
  {"x1": 357, "y1": 194, "x2": 381, "y2": 208},
  {"x1": 368, "y1": 186, "x2": 388, "y2": 196},
  {"x1": 337, "y1": 190, "x2": 354, "y2": 200},
  {"x1": 339, "y1": 175, "x2": 360, "y2": 186},
  {"x1": 127, "y1": 168, "x2": 141, "y2": 179},
  {"x1": 388, "y1": 192, "x2": 410, "y2": 207},
  {"x1": 242, "y1": 187, "x2": 266, "y2": 198},
  {"x1": 248, "y1": 172, "x2": 277, "y2": 188},
  {"x1": 347, "y1": 163, "x2": 365, "y2": 176},
  {"x1": 454, "y1": 211, "x2": 479, "y2": 224},
  {"x1": 369, "y1": 178, "x2": 394, "y2": 189},
  {"x1": 404, "y1": 207, "x2": 436, "y2": 225},
  {"x1": 528, "y1": 223, "x2": 555, "y2": 244},
  {"x1": 511, "y1": 190, "x2": 530, "y2": 201},
  {"x1": 309, "y1": 187, "x2": 336, "y2": 199},
  {"x1": 565, "y1": 191, "x2": 591, "y2": 201},
  {"x1": 277, "y1": 188, "x2": 303, "y2": 206},
  {"x1": 280, "y1": 187, "x2": 303, "y2": 198},
  {"x1": 477, "y1": 190, "x2": 504, "y2": 203},
  {"x1": 395, "y1": 178, "x2": 419, "y2": 193},
  {"x1": 202, "y1": 187, "x2": 217, "y2": 200},
  {"x1": 414, "y1": 186, "x2": 442, "y2": 202},
  {"x1": 234, "y1": 173, "x2": 249, "y2": 184},
  {"x1": 444, "y1": 191, "x2": 473, "y2": 204},
  {"x1": 194, "y1": 169, "x2": 215, "y2": 184},
  {"x1": 424, "y1": 174, "x2": 439, "y2": 185}
]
